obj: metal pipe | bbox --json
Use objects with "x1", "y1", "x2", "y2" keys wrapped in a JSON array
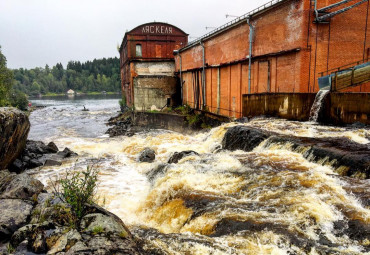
[
  {"x1": 319, "y1": 0, "x2": 356, "y2": 12},
  {"x1": 200, "y1": 41, "x2": 206, "y2": 108},
  {"x1": 247, "y1": 16, "x2": 254, "y2": 94},
  {"x1": 174, "y1": 50, "x2": 183, "y2": 104},
  {"x1": 316, "y1": 0, "x2": 367, "y2": 22},
  {"x1": 314, "y1": 0, "x2": 319, "y2": 21}
]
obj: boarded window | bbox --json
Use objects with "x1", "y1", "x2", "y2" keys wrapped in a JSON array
[
  {"x1": 155, "y1": 44, "x2": 162, "y2": 58},
  {"x1": 136, "y1": 44, "x2": 142, "y2": 57}
]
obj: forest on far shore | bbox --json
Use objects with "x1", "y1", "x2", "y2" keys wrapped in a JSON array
[{"x1": 12, "y1": 57, "x2": 121, "y2": 96}]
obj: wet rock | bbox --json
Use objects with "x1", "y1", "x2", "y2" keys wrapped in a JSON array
[
  {"x1": 138, "y1": 148, "x2": 156, "y2": 163},
  {"x1": 47, "y1": 229, "x2": 82, "y2": 254},
  {"x1": 80, "y1": 213, "x2": 127, "y2": 236},
  {"x1": 106, "y1": 113, "x2": 134, "y2": 137},
  {"x1": 9, "y1": 140, "x2": 75, "y2": 172},
  {"x1": 28, "y1": 159, "x2": 43, "y2": 169},
  {"x1": 168, "y1": 151, "x2": 199, "y2": 164},
  {"x1": 146, "y1": 164, "x2": 168, "y2": 183},
  {"x1": 32, "y1": 232, "x2": 47, "y2": 253},
  {"x1": 57, "y1": 147, "x2": 78, "y2": 158},
  {"x1": 46, "y1": 142, "x2": 59, "y2": 153},
  {"x1": 335, "y1": 220, "x2": 370, "y2": 243},
  {"x1": 44, "y1": 159, "x2": 62, "y2": 167},
  {"x1": 0, "y1": 172, "x2": 44, "y2": 200},
  {"x1": 235, "y1": 117, "x2": 249, "y2": 123},
  {"x1": 26, "y1": 140, "x2": 55, "y2": 154},
  {"x1": 264, "y1": 135, "x2": 370, "y2": 178},
  {"x1": 0, "y1": 170, "x2": 16, "y2": 191},
  {"x1": 223, "y1": 125, "x2": 370, "y2": 178},
  {"x1": 0, "y1": 199, "x2": 33, "y2": 239},
  {"x1": 222, "y1": 126, "x2": 270, "y2": 152},
  {"x1": 0, "y1": 107, "x2": 30, "y2": 170},
  {"x1": 211, "y1": 219, "x2": 315, "y2": 252}
]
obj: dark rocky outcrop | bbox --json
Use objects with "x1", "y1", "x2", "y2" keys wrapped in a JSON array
[
  {"x1": 222, "y1": 126, "x2": 270, "y2": 152},
  {"x1": 138, "y1": 148, "x2": 156, "y2": 163},
  {"x1": 9, "y1": 140, "x2": 78, "y2": 173},
  {"x1": 106, "y1": 112, "x2": 136, "y2": 137},
  {"x1": 222, "y1": 125, "x2": 370, "y2": 178},
  {"x1": 0, "y1": 108, "x2": 30, "y2": 170},
  {"x1": 0, "y1": 170, "x2": 143, "y2": 255},
  {"x1": 168, "y1": 151, "x2": 199, "y2": 164}
]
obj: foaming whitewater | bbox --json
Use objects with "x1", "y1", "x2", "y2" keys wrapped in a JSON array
[{"x1": 28, "y1": 96, "x2": 370, "y2": 254}]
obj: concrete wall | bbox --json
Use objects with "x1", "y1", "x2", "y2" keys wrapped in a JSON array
[
  {"x1": 134, "y1": 112, "x2": 192, "y2": 134},
  {"x1": 242, "y1": 93, "x2": 316, "y2": 120},
  {"x1": 133, "y1": 75, "x2": 177, "y2": 111},
  {"x1": 242, "y1": 92, "x2": 370, "y2": 125},
  {"x1": 134, "y1": 62, "x2": 174, "y2": 76},
  {"x1": 321, "y1": 93, "x2": 370, "y2": 125}
]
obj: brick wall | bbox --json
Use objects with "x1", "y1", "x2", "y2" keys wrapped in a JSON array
[{"x1": 176, "y1": 0, "x2": 370, "y2": 118}]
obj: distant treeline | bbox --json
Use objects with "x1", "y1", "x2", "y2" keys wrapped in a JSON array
[{"x1": 12, "y1": 57, "x2": 121, "y2": 96}]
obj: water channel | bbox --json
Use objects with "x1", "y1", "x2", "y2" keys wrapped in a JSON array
[{"x1": 28, "y1": 95, "x2": 370, "y2": 254}]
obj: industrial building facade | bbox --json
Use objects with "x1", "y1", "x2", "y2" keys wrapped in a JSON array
[
  {"x1": 174, "y1": 0, "x2": 370, "y2": 118},
  {"x1": 119, "y1": 22, "x2": 188, "y2": 110}
]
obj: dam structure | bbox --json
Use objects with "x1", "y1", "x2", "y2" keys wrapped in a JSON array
[{"x1": 173, "y1": 0, "x2": 370, "y2": 123}]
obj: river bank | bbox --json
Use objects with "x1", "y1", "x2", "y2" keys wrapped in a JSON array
[{"x1": 1, "y1": 95, "x2": 370, "y2": 254}]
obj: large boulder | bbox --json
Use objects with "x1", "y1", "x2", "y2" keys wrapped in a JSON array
[
  {"x1": 0, "y1": 107, "x2": 30, "y2": 170},
  {"x1": 168, "y1": 151, "x2": 199, "y2": 164},
  {"x1": 138, "y1": 148, "x2": 156, "y2": 163},
  {"x1": 0, "y1": 171, "x2": 44, "y2": 200},
  {"x1": 222, "y1": 126, "x2": 269, "y2": 152},
  {"x1": 0, "y1": 199, "x2": 33, "y2": 239}
]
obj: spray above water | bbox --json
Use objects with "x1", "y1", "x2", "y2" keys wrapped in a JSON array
[{"x1": 28, "y1": 97, "x2": 370, "y2": 255}]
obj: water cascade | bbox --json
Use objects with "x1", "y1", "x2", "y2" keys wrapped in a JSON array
[
  {"x1": 27, "y1": 97, "x2": 370, "y2": 255},
  {"x1": 309, "y1": 90, "x2": 330, "y2": 122}
]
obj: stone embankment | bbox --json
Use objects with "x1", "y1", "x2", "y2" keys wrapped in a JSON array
[{"x1": 105, "y1": 110, "x2": 228, "y2": 137}]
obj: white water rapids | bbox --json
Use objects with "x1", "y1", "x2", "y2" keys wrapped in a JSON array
[{"x1": 27, "y1": 96, "x2": 370, "y2": 254}]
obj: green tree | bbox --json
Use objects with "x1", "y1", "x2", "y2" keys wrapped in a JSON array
[{"x1": 0, "y1": 46, "x2": 13, "y2": 106}]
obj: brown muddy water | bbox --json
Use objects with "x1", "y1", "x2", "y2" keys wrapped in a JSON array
[{"x1": 28, "y1": 96, "x2": 370, "y2": 254}]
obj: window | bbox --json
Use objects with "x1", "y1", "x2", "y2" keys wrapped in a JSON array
[{"x1": 136, "y1": 44, "x2": 142, "y2": 57}]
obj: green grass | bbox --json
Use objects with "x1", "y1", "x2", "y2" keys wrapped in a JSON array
[
  {"x1": 92, "y1": 226, "x2": 104, "y2": 235},
  {"x1": 43, "y1": 92, "x2": 65, "y2": 96}
]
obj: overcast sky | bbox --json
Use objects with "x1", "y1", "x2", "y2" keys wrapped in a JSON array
[{"x1": 0, "y1": 0, "x2": 267, "y2": 69}]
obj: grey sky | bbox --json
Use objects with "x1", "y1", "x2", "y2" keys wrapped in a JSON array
[{"x1": 0, "y1": 0, "x2": 268, "y2": 69}]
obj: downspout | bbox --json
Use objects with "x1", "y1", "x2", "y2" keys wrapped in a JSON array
[
  {"x1": 174, "y1": 50, "x2": 183, "y2": 104},
  {"x1": 179, "y1": 54, "x2": 183, "y2": 105},
  {"x1": 247, "y1": 16, "x2": 254, "y2": 94},
  {"x1": 200, "y1": 40, "x2": 206, "y2": 109},
  {"x1": 314, "y1": 0, "x2": 319, "y2": 21}
]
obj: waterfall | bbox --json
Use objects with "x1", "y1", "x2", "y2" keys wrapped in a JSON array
[{"x1": 309, "y1": 90, "x2": 330, "y2": 122}]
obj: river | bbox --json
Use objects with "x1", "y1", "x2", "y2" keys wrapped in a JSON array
[{"x1": 28, "y1": 95, "x2": 370, "y2": 255}]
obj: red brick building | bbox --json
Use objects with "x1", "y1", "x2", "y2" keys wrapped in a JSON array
[
  {"x1": 119, "y1": 22, "x2": 188, "y2": 110},
  {"x1": 174, "y1": 0, "x2": 370, "y2": 118}
]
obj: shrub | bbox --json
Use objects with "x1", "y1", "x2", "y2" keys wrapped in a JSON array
[
  {"x1": 119, "y1": 95, "x2": 126, "y2": 107},
  {"x1": 53, "y1": 166, "x2": 99, "y2": 220},
  {"x1": 8, "y1": 89, "x2": 29, "y2": 111}
]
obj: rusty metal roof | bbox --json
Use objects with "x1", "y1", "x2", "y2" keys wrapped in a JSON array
[{"x1": 180, "y1": 0, "x2": 289, "y2": 52}]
